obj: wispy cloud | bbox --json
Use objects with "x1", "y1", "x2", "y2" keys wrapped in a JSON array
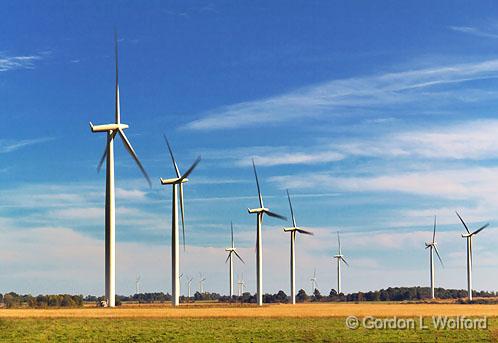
[
  {"x1": 449, "y1": 25, "x2": 498, "y2": 39},
  {"x1": 0, "y1": 54, "x2": 42, "y2": 72},
  {"x1": 184, "y1": 59, "x2": 498, "y2": 130},
  {"x1": 0, "y1": 137, "x2": 54, "y2": 154}
]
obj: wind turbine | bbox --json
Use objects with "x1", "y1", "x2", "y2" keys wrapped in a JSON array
[
  {"x1": 160, "y1": 136, "x2": 201, "y2": 307},
  {"x1": 456, "y1": 212, "x2": 489, "y2": 301},
  {"x1": 89, "y1": 32, "x2": 151, "y2": 307},
  {"x1": 425, "y1": 216, "x2": 444, "y2": 299},
  {"x1": 237, "y1": 273, "x2": 245, "y2": 296},
  {"x1": 333, "y1": 232, "x2": 349, "y2": 295},
  {"x1": 135, "y1": 274, "x2": 141, "y2": 295},
  {"x1": 186, "y1": 276, "x2": 194, "y2": 300},
  {"x1": 225, "y1": 222, "x2": 245, "y2": 298},
  {"x1": 283, "y1": 190, "x2": 313, "y2": 304},
  {"x1": 248, "y1": 160, "x2": 287, "y2": 306},
  {"x1": 310, "y1": 268, "x2": 318, "y2": 295},
  {"x1": 199, "y1": 273, "x2": 206, "y2": 293}
]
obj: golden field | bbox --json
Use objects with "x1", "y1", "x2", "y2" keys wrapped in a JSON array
[{"x1": 1, "y1": 302, "x2": 498, "y2": 318}]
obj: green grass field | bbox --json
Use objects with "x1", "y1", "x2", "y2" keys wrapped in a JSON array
[{"x1": 0, "y1": 317, "x2": 495, "y2": 342}]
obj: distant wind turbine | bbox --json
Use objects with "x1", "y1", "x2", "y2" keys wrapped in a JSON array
[
  {"x1": 160, "y1": 136, "x2": 201, "y2": 307},
  {"x1": 425, "y1": 216, "x2": 444, "y2": 299},
  {"x1": 199, "y1": 273, "x2": 206, "y2": 293},
  {"x1": 248, "y1": 160, "x2": 287, "y2": 306},
  {"x1": 186, "y1": 276, "x2": 193, "y2": 300},
  {"x1": 135, "y1": 274, "x2": 141, "y2": 295},
  {"x1": 237, "y1": 273, "x2": 245, "y2": 296},
  {"x1": 89, "y1": 32, "x2": 151, "y2": 307},
  {"x1": 456, "y1": 212, "x2": 488, "y2": 301},
  {"x1": 283, "y1": 190, "x2": 313, "y2": 304},
  {"x1": 310, "y1": 268, "x2": 319, "y2": 295},
  {"x1": 225, "y1": 222, "x2": 244, "y2": 298},
  {"x1": 333, "y1": 232, "x2": 349, "y2": 294}
]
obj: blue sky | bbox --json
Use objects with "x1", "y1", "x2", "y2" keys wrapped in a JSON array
[{"x1": 3, "y1": 1, "x2": 498, "y2": 296}]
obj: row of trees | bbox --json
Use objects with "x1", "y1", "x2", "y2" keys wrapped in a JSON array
[{"x1": 1, "y1": 287, "x2": 495, "y2": 307}]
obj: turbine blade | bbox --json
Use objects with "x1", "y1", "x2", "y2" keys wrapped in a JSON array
[
  {"x1": 178, "y1": 156, "x2": 201, "y2": 182},
  {"x1": 432, "y1": 215, "x2": 436, "y2": 244},
  {"x1": 265, "y1": 210, "x2": 287, "y2": 221},
  {"x1": 118, "y1": 129, "x2": 151, "y2": 187},
  {"x1": 114, "y1": 30, "x2": 120, "y2": 124},
  {"x1": 434, "y1": 245, "x2": 444, "y2": 268},
  {"x1": 456, "y1": 211, "x2": 471, "y2": 234},
  {"x1": 97, "y1": 130, "x2": 117, "y2": 172},
  {"x1": 341, "y1": 256, "x2": 350, "y2": 267},
  {"x1": 338, "y1": 232, "x2": 341, "y2": 255},
  {"x1": 231, "y1": 221, "x2": 234, "y2": 248},
  {"x1": 286, "y1": 189, "x2": 297, "y2": 227},
  {"x1": 252, "y1": 160, "x2": 264, "y2": 208},
  {"x1": 234, "y1": 250, "x2": 245, "y2": 264},
  {"x1": 296, "y1": 228, "x2": 314, "y2": 235},
  {"x1": 313, "y1": 268, "x2": 316, "y2": 278},
  {"x1": 225, "y1": 252, "x2": 231, "y2": 264},
  {"x1": 472, "y1": 223, "x2": 489, "y2": 236},
  {"x1": 163, "y1": 134, "x2": 181, "y2": 178},
  {"x1": 180, "y1": 183, "x2": 186, "y2": 251}
]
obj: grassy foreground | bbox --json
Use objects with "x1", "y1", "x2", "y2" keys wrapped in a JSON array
[{"x1": 0, "y1": 317, "x2": 496, "y2": 342}]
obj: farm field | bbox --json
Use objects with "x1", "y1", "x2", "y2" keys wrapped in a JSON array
[{"x1": 1, "y1": 303, "x2": 498, "y2": 342}]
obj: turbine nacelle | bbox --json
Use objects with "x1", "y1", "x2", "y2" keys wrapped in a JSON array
[
  {"x1": 89, "y1": 122, "x2": 129, "y2": 132},
  {"x1": 248, "y1": 207, "x2": 268, "y2": 214},
  {"x1": 160, "y1": 177, "x2": 189, "y2": 185}
]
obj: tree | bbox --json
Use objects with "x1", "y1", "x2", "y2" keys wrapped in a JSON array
[
  {"x1": 313, "y1": 288, "x2": 322, "y2": 301},
  {"x1": 296, "y1": 289, "x2": 308, "y2": 302}
]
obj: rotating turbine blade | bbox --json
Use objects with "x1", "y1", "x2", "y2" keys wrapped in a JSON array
[
  {"x1": 296, "y1": 228, "x2": 314, "y2": 235},
  {"x1": 472, "y1": 223, "x2": 489, "y2": 236},
  {"x1": 118, "y1": 129, "x2": 151, "y2": 187},
  {"x1": 114, "y1": 30, "x2": 120, "y2": 124},
  {"x1": 252, "y1": 160, "x2": 264, "y2": 208},
  {"x1": 231, "y1": 221, "x2": 234, "y2": 248},
  {"x1": 338, "y1": 232, "x2": 341, "y2": 255},
  {"x1": 163, "y1": 135, "x2": 181, "y2": 178},
  {"x1": 180, "y1": 183, "x2": 186, "y2": 251},
  {"x1": 434, "y1": 245, "x2": 444, "y2": 268},
  {"x1": 234, "y1": 250, "x2": 245, "y2": 264},
  {"x1": 97, "y1": 130, "x2": 117, "y2": 172},
  {"x1": 225, "y1": 252, "x2": 231, "y2": 264},
  {"x1": 265, "y1": 210, "x2": 287, "y2": 221},
  {"x1": 341, "y1": 256, "x2": 350, "y2": 267},
  {"x1": 286, "y1": 189, "x2": 297, "y2": 227},
  {"x1": 178, "y1": 156, "x2": 201, "y2": 183},
  {"x1": 432, "y1": 216, "x2": 437, "y2": 244},
  {"x1": 456, "y1": 211, "x2": 471, "y2": 234}
]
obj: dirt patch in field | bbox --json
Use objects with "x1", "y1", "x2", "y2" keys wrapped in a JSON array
[{"x1": 1, "y1": 303, "x2": 498, "y2": 318}]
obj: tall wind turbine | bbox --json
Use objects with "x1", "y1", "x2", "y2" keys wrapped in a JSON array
[
  {"x1": 160, "y1": 136, "x2": 200, "y2": 307},
  {"x1": 248, "y1": 160, "x2": 287, "y2": 306},
  {"x1": 333, "y1": 232, "x2": 349, "y2": 295},
  {"x1": 199, "y1": 273, "x2": 206, "y2": 293},
  {"x1": 283, "y1": 190, "x2": 313, "y2": 304},
  {"x1": 186, "y1": 276, "x2": 193, "y2": 300},
  {"x1": 425, "y1": 216, "x2": 444, "y2": 299},
  {"x1": 225, "y1": 222, "x2": 244, "y2": 298},
  {"x1": 237, "y1": 273, "x2": 245, "y2": 296},
  {"x1": 310, "y1": 268, "x2": 318, "y2": 295},
  {"x1": 456, "y1": 212, "x2": 488, "y2": 301},
  {"x1": 135, "y1": 274, "x2": 141, "y2": 295},
  {"x1": 89, "y1": 32, "x2": 151, "y2": 307}
]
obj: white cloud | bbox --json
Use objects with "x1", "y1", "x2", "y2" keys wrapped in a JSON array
[
  {"x1": 0, "y1": 137, "x2": 53, "y2": 154},
  {"x1": 184, "y1": 59, "x2": 498, "y2": 130},
  {"x1": 449, "y1": 26, "x2": 498, "y2": 39},
  {"x1": 0, "y1": 54, "x2": 41, "y2": 72}
]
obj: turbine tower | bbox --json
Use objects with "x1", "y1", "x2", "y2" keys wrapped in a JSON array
[
  {"x1": 333, "y1": 232, "x2": 349, "y2": 295},
  {"x1": 425, "y1": 216, "x2": 444, "y2": 299},
  {"x1": 456, "y1": 212, "x2": 488, "y2": 301},
  {"x1": 283, "y1": 190, "x2": 313, "y2": 304},
  {"x1": 225, "y1": 222, "x2": 244, "y2": 298},
  {"x1": 135, "y1": 274, "x2": 141, "y2": 295},
  {"x1": 248, "y1": 160, "x2": 286, "y2": 306},
  {"x1": 310, "y1": 268, "x2": 318, "y2": 295},
  {"x1": 199, "y1": 273, "x2": 206, "y2": 293},
  {"x1": 89, "y1": 32, "x2": 151, "y2": 307},
  {"x1": 237, "y1": 273, "x2": 245, "y2": 296},
  {"x1": 187, "y1": 276, "x2": 193, "y2": 300},
  {"x1": 160, "y1": 136, "x2": 200, "y2": 307}
]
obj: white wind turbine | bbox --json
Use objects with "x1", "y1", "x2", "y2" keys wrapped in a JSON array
[
  {"x1": 237, "y1": 273, "x2": 245, "y2": 296},
  {"x1": 456, "y1": 212, "x2": 488, "y2": 301},
  {"x1": 333, "y1": 232, "x2": 349, "y2": 295},
  {"x1": 135, "y1": 274, "x2": 141, "y2": 295},
  {"x1": 425, "y1": 216, "x2": 444, "y2": 299},
  {"x1": 199, "y1": 273, "x2": 206, "y2": 293},
  {"x1": 310, "y1": 268, "x2": 319, "y2": 295},
  {"x1": 225, "y1": 222, "x2": 245, "y2": 298},
  {"x1": 89, "y1": 32, "x2": 151, "y2": 307},
  {"x1": 248, "y1": 160, "x2": 287, "y2": 306},
  {"x1": 186, "y1": 276, "x2": 194, "y2": 300},
  {"x1": 160, "y1": 136, "x2": 201, "y2": 307},
  {"x1": 283, "y1": 190, "x2": 313, "y2": 304}
]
